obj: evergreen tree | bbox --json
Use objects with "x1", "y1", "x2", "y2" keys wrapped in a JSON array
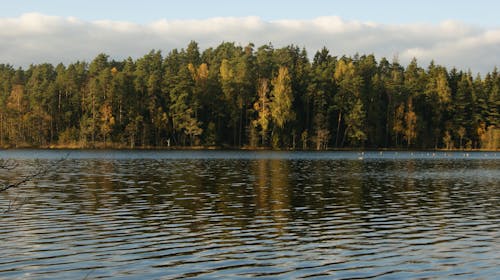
[
  {"x1": 308, "y1": 48, "x2": 335, "y2": 150},
  {"x1": 0, "y1": 42, "x2": 497, "y2": 150},
  {"x1": 333, "y1": 59, "x2": 365, "y2": 147}
]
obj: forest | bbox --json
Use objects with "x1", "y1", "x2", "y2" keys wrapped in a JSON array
[{"x1": 0, "y1": 41, "x2": 498, "y2": 150}]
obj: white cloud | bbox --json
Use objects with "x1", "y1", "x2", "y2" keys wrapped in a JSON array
[{"x1": 0, "y1": 13, "x2": 498, "y2": 74}]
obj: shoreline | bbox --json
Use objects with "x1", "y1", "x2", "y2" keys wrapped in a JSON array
[{"x1": 1, "y1": 144, "x2": 498, "y2": 152}]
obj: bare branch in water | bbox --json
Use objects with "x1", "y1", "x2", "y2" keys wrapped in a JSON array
[
  {"x1": 0, "y1": 159, "x2": 18, "y2": 171},
  {"x1": 1, "y1": 154, "x2": 69, "y2": 212},
  {"x1": 1, "y1": 155, "x2": 69, "y2": 193},
  {"x1": 0, "y1": 166, "x2": 47, "y2": 192},
  {"x1": 3, "y1": 194, "x2": 28, "y2": 213}
]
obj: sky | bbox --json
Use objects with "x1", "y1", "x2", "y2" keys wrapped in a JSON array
[{"x1": 1, "y1": 0, "x2": 499, "y2": 73}]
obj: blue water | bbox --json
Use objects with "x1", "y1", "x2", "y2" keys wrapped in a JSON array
[
  {"x1": 0, "y1": 150, "x2": 499, "y2": 279},
  {"x1": 0, "y1": 149, "x2": 498, "y2": 160}
]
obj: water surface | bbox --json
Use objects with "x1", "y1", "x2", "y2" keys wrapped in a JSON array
[{"x1": 1, "y1": 150, "x2": 499, "y2": 279}]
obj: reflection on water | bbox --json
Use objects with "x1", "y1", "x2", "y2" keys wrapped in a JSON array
[{"x1": 0, "y1": 151, "x2": 499, "y2": 279}]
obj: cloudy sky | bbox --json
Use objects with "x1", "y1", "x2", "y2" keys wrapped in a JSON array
[{"x1": 1, "y1": 0, "x2": 499, "y2": 74}]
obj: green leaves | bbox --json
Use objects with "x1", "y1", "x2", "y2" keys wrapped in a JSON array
[
  {"x1": 271, "y1": 66, "x2": 294, "y2": 129},
  {"x1": 0, "y1": 42, "x2": 498, "y2": 149}
]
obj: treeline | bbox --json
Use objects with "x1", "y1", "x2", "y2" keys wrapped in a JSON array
[{"x1": 0, "y1": 41, "x2": 499, "y2": 149}]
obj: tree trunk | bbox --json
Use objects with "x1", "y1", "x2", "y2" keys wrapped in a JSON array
[
  {"x1": 341, "y1": 125, "x2": 350, "y2": 148},
  {"x1": 335, "y1": 111, "x2": 342, "y2": 147},
  {"x1": 0, "y1": 113, "x2": 3, "y2": 147},
  {"x1": 239, "y1": 107, "x2": 243, "y2": 147}
]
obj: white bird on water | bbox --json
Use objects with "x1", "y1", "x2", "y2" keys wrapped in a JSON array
[{"x1": 358, "y1": 151, "x2": 364, "y2": 160}]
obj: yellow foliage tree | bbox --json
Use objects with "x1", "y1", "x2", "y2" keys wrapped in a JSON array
[
  {"x1": 253, "y1": 79, "x2": 271, "y2": 145},
  {"x1": 404, "y1": 98, "x2": 417, "y2": 147},
  {"x1": 100, "y1": 103, "x2": 115, "y2": 147},
  {"x1": 271, "y1": 67, "x2": 295, "y2": 129}
]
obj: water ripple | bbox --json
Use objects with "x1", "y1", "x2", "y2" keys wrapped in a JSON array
[{"x1": 0, "y1": 151, "x2": 499, "y2": 279}]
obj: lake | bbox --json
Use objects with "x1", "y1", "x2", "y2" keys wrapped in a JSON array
[{"x1": 0, "y1": 150, "x2": 499, "y2": 279}]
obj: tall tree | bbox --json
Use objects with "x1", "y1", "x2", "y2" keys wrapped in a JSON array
[
  {"x1": 252, "y1": 78, "x2": 271, "y2": 146},
  {"x1": 424, "y1": 64, "x2": 451, "y2": 148},
  {"x1": 270, "y1": 66, "x2": 295, "y2": 148},
  {"x1": 333, "y1": 59, "x2": 365, "y2": 147},
  {"x1": 308, "y1": 48, "x2": 335, "y2": 150},
  {"x1": 404, "y1": 98, "x2": 417, "y2": 147},
  {"x1": 453, "y1": 72, "x2": 474, "y2": 147}
]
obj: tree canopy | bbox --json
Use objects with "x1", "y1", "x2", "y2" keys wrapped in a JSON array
[{"x1": 0, "y1": 42, "x2": 498, "y2": 150}]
